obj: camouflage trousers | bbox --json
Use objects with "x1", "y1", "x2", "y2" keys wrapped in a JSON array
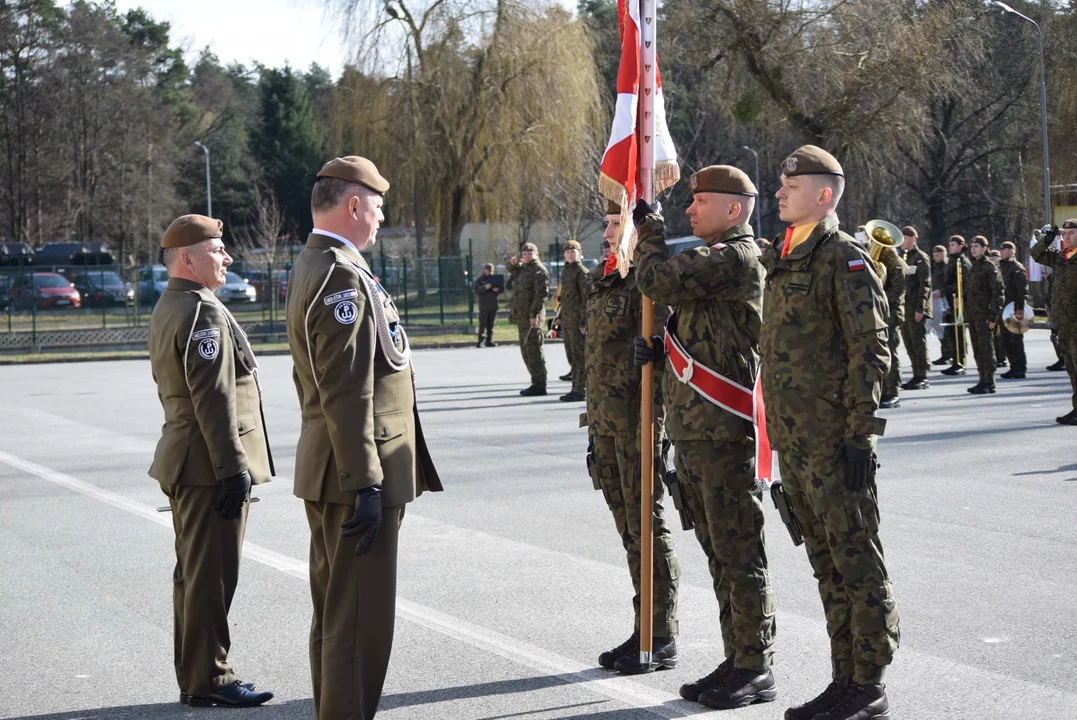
[
  {"x1": 563, "y1": 325, "x2": 586, "y2": 394},
  {"x1": 516, "y1": 323, "x2": 547, "y2": 388},
  {"x1": 901, "y1": 315, "x2": 930, "y2": 379},
  {"x1": 1000, "y1": 324, "x2": 1026, "y2": 372},
  {"x1": 943, "y1": 305, "x2": 968, "y2": 364},
  {"x1": 592, "y1": 433, "x2": 680, "y2": 638},
  {"x1": 676, "y1": 440, "x2": 775, "y2": 671},
  {"x1": 883, "y1": 324, "x2": 902, "y2": 397},
  {"x1": 968, "y1": 317, "x2": 996, "y2": 385},
  {"x1": 1059, "y1": 328, "x2": 1077, "y2": 411},
  {"x1": 778, "y1": 451, "x2": 899, "y2": 685},
  {"x1": 1051, "y1": 328, "x2": 1064, "y2": 362}
]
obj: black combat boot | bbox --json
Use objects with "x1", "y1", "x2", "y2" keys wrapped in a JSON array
[
  {"x1": 679, "y1": 657, "x2": 733, "y2": 702},
  {"x1": 598, "y1": 632, "x2": 638, "y2": 670},
  {"x1": 878, "y1": 395, "x2": 900, "y2": 409},
  {"x1": 485, "y1": 340, "x2": 498, "y2": 347},
  {"x1": 997, "y1": 358, "x2": 1008, "y2": 368},
  {"x1": 967, "y1": 383, "x2": 995, "y2": 395},
  {"x1": 1000, "y1": 369, "x2": 1025, "y2": 379},
  {"x1": 811, "y1": 682, "x2": 890, "y2": 720},
  {"x1": 559, "y1": 372, "x2": 573, "y2": 381},
  {"x1": 784, "y1": 678, "x2": 850, "y2": 720},
  {"x1": 477, "y1": 339, "x2": 484, "y2": 348},
  {"x1": 1047, "y1": 359, "x2": 1066, "y2": 371},
  {"x1": 932, "y1": 356, "x2": 951, "y2": 366},
  {"x1": 940, "y1": 364, "x2": 966, "y2": 376},
  {"x1": 559, "y1": 391, "x2": 585, "y2": 402},
  {"x1": 901, "y1": 376, "x2": 929, "y2": 390},
  {"x1": 613, "y1": 636, "x2": 677, "y2": 675},
  {"x1": 698, "y1": 667, "x2": 777, "y2": 710},
  {"x1": 519, "y1": 386, "x2": 547, "y2": 397},
  {"x1": 1056, "y1": 410, "x2": 1077, "y2": 425}
]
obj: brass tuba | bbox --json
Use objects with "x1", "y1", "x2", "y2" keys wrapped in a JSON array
[{"x1": 864, "y1": 219, "x2": 902, "y2": 282}]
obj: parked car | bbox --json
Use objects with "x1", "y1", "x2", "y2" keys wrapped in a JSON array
[
  {"x1": 245, "y1": 269, "x2": 288, "y2": 305},
  {"x1": 0, "y1": 243, "x2": 34, "y2": 266},
  {"x1": 10, "y1": 272, "x2": 81, "y2": 310},
  {"x1": 35, "y1": 241, "x2": 114, "y2": 266},
  {"x1": 137, "y1": 265, "x2": 169, "y2": 305},
  {"x1": 67, "y1": 269, "x2": 134, "y2": 307},
  {"x1": 214, "y1": 272, "x2": 258, "y2": 304}
]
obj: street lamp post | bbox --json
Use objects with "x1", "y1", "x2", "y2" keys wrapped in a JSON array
[
  {"x1": 986, "y1": 1, "x2": 1051, "y2": 226},
  {"x1": 193, "y1": 141, "x2": 213, "y2": 218},
  {"x1": 742, "y1": 145, "x2": 762, "y2": 238}
]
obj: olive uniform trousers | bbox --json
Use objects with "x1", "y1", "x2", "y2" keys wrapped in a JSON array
[
  {"x1": 901, "y1": 316, "x2": 930, "y2": 379},
  {"x1": 969, "y1": 317, "x2": 996, "y2": 384},
  {"x1": 160, "y1": 483, "x2": 248, "y2": 697},
  {"x1": 306, "y1": 501, "x2": 404, "y2": 720}
]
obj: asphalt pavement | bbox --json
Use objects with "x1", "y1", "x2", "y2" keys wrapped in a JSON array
[{"x1": 1, "y1": 331, "x2": 1076, "y2": 720}]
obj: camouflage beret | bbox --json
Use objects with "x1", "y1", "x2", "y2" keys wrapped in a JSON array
[
  {"x1": 932, "y1": 245, "x2": 946, "y2": 253},
  {"x1": 970, "y1": 235, "x2": 989, "y2": 247},
  {"x1": 316, "y1": 156, "x2": 389, "y2": 195},
  {"x1": 162, "y1": 214, "x2": 223, "y2": 249},
  {"x1": 949, "y1": 234, "x2": 966, "y2": 246},
  {"x1": 1063, "y1": 219, "x2": 1077, "y2": 229},
  {"x1": 1000, "y1": 241, "x2": 1016, "y2": 251},
  {"x1": 781, "y1": 145, "x2": 843, "y2": 177},
  {"x1": 901, "y1": 225, "x2": 918, "y2": 238},
  {"x1": 606, "y1": 199, "x2": 621, "y2": 215},
  {"x1": 565, "y1": 239, "x2": 582, "y2": 251},
  {"x1": 689, "y1": 165, "x2": 757, "y2": 196}
]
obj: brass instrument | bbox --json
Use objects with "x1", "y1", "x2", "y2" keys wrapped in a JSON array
[{"x1": 864, "y1": 219, "x2": 901, "y2": 282}]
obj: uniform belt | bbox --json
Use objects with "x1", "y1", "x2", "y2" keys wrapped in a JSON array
[{"x1": 663, "y1": 313, "x2": 775, "y2": 485}]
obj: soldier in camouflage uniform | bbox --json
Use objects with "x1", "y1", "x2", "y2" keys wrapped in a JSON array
[
  {"x1": 1046, "y1": 268, "x2": 1066, "y2": 372},
  {"x1": 762, "y1": 146, "x2": 898, "y2": 720},
  {"x1": 507, "y1": 242, "x2": 549, "y2": 396},
  {"x1": 930, "y1": 246, "x2": 953, "y2": 366},
  {"x1": 900, "y1": 227, "x2": 932, "y2": 390},
  {"x1": 558, "y1": 240, "x2": 591, "y2": 402},
  {"x1": 878, "y1": 245, "x2": 906, "y2": 408},
  {"x1": 997, "y1": 241, "x2": 1029, "y2": 379},
  {"x1": 633, "y1": 166, "x2": 777, "y2": 710},
  {"x1": 963, "y1": 236, "x2": 1004, "y2": 394},
  {"x1": 1031, "y1": 220, "x2": 1077, "y2": 424},
  {"x1": 586, "y1": 201, "x2": 682, "y2": 676},
  {"x1": 941, "y1": 236, "x2": 971, "y2": 375}
]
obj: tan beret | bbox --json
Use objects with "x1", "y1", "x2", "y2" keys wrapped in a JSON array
[
  {"x1": 565, "y1": 240, "x2": 582, "y2": 251},
  {"x1": 689, "y1": 165, "x2": 757, "y2": 196},
  {"x1": 781, "y1": 145, "x2": 843, "y2": 177},
  {"x1": 949, "y1": 234, "x2": 966, "y2": 246},
  {"x1": 932, "y1": 245, "x2": 946, "y2": 253},
  {"x1": 316, "y1": 156, "x2": 389, "y2": 194},
  {"x1": 1000, "y1": 241, "x2": 1016, "y2": 251},
  {"x1": 162, "y1": 214, "x2": 223, "y2": 249},
  {"x1": 901, "y1": 225, "x2": 918, "y2": 238},
  {"x1": 1063, "y1": 219, "x2": 1077, "y2": 229},
  {"x1": 606, "y1": 199, "x2": 621, "y2": 215},
  {"x1": 970, "y1": 235, "x2": 989, "y2": 247}
]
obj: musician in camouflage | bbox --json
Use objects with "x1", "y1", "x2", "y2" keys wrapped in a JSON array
[
  {"x1": 877, "y1": 245, "x2": 906, "y2": 408},
  {"x1": 507, "y1": 242, "x2": 549, "y2": 396},
  {"x1": 963, "y1": 236, "x2": 1004, "y2": 394},
  {"x1": 585, "y1": 201, "x2": 681, "y2": 676},
  {"x1": 761, "y1": 146, "x2": 898, "y2": 720},
  {"x1": 997, "y1": 241, "x2": 1028, "y2": 379},
  {"x1": 634, "y1": 165, "x2": 776, "y2": 711},
  {"x1": 942, "y1": 236, "x2": 971, "y2": 375},
  {"x1": 558, "y1": 240, "x2": 591, "y2": 401},
  {"x1": 900, "y1": 227, "x2": 932, "y2": 390}
]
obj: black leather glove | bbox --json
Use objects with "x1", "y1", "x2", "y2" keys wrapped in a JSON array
[
  {"x1": 632, "y1": 335, "x2": 665, "y2": 367},
  {"x1": 836, "y1": 437, "x2": 876, "y2": 492},
  {"x1": 632, "y1": 198, "x2": 664, "y2": 229},
  {"x1": 1042, "y1": 225, "x2": 1059, "y2": 245},
  {"x1": 341, "y1": 484, "x2": 382, "y2": 555},
  {"x1": 215, "y1": 470, "x2": 252, "y2": 520}
]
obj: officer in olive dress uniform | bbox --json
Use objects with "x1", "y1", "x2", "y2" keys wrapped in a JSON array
[
  {"x1": 634, "y1": 166, "x2": 777, "y2": 710},
  {"x1": 761, "y1": 146, "x2": 899, "y2": 720},
  {"x1": 286, "y1": 156, "x2": 443, "y2": 720},
  {"x1": 149, "y1": 214, "x2": 275, "y2": 708}
]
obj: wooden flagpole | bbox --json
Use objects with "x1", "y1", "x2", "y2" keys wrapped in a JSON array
[{"x1": 638, "y1": 0, "x2": 657, "y2": 668}]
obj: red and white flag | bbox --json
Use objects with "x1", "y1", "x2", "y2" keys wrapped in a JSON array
[{"x1": 598, "y1": 0, "x2": 679, "y2": 275}]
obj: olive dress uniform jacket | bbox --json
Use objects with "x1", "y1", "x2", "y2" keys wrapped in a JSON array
[
  {"x1": 148, "y1": 278, "x2": 273, "y2": 486},
  {"x1": 287, "y1": 233, "x2": 442, "y2": 507}
]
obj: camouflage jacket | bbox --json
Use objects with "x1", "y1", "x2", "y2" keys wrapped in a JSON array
[
  {"x1": 1031, "y1": 239, "x2": 1077, "y2": 333},
  {"x1": 584, "y1": 265, "x2": 667, "y2": 438},
  {"x1": 998, "y1": 257, "x2": 1028, "y2": 308},
  {"x1": 760, "y1": 215, "x2": 890, "y2": 455},
  {"x1": 558, "y1": 260, "x2": 591, "y2": 328},
  {"x1": 879, "y1": 246, "x2": 906, "y2": 325},
  {"x1": 507, "y1": 258, "x2": 549, "y2": 324},
  {"x1": 963, "y1": 256, "x2": 1004, "y2": 320},
  {"x1": 636, "y1": 220, "x2": 763, "y2": 443},
  {"x1": 902, "y1": 245, "x2": 932, "y2": 318},
  {"x1": 943, "y1": 253, "x2": 971, "y2": 302}
]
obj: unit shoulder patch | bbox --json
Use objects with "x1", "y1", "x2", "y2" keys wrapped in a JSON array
[
  {"x1": 847, "y1": 257, "x2": 867, "y2": 273},
  {"x1": 191, "y1": 328, "x2": 221, "y2": 341},
  {"x1": 197, "y1": 338, "x2": 219, "y2": 360},
  {"x1": 323, "y1": 289, "x2": 360, "y2": 305},
  {"x1": 334, "y1": 300, "x2": 359, "y2": 325}
]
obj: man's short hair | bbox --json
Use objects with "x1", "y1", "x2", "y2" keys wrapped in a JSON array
[
  {"x1": 311, "y1": 177, "x2": 372, "y2": 214},
  {"x1": 817, "y1": 174, "x2": 845, "y2": 207},
  {"x1": 737, "y1": 195, "x2": 757, "y2": 221},
  {"x1": 163, "y1": 242, "x2": 208, "y2": 270}
]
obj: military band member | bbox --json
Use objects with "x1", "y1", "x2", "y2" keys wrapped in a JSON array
[
  {"x1": 930, "y1": 245, "x2": 953, "y2": 366},
  {"x1": 586, "y1": 201, "x2": 682, "y2": 677},
  {"x1": 762, "y1": 146, "x2": 899, "y2": 720},
  {"x1": 941, "y1": 236, "x2": 971, "y2": 375},
  {"x1": 1031, "y1": 220, "x2": 1077, "y2": 424},
  {"x1": 964, "y1": 236, "x2": 1004, "y2": 394},
  {"x1": 149, "y1": 214, "x2": 274, "y2": 708},
  {"x1": 507, "y1": 242, "x2": 550, "y2": 396},
  {"x1": 474, "y1": 262, "x2": 502, "y2": 347},
  {"x1": 900, "y1": 227, "x2": 932, "y2": 390},
  {"x1": 878, "y1": 244, "x2": 906, "y2": 409},
  {"x1": 998, "y1": 241, "x2": 1029, "y2": 379},
  {"x1": 634, "y1": 166, "x2": 777, "y2": 709},
  {"x1": 988, "y1": 249, "x2": 1008, "y2": 369},
  {"x1": 559, "y1": 240, "x2": 591, "y2": 402},
  {"x1": 286, "y1": 156, "x2": 443, "y2": 720}
]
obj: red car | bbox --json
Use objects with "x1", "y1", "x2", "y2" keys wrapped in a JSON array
[{"x1": 11, "y1": 272, "x2": 82, "y2": 310}]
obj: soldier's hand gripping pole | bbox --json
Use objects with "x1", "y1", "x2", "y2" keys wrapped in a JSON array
[{"x1": 769, "y1": 481, "x2": 804, "y2": 546}]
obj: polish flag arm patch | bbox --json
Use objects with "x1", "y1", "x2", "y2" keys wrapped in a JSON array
[{"x1": 847, "y1": 258, "x2": 866, "y2": 272}]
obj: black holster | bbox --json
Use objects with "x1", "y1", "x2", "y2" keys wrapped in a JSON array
[
  {"x1": 662, "y1": 469, "x2": 695, "y2": 531},
  {"x1": 586, "y1": 437, "x2": 601, "y2": 491},
  {"x1": 770, "y1": 481, "x2": 804, "y2": 546}
]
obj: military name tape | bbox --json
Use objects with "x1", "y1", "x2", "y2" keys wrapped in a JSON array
[
  {"x1": 191, "y1": 328, "x2": 221, "y2": 341},
  {"x1": 324, "y1": 289, "x2": 359, "y2": 305}
]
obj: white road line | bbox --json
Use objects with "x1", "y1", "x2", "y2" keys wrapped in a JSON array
[{"x1": 0, "y1": 449, "x2": 710, "y2": 719}]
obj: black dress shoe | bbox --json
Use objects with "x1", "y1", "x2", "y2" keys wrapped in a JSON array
[
  {"x1": 812, "y1": 682, "x2": 890, "y2": 720},
  {"x1": 187, "y1": 681, "x2": 273, "y2": 708},
  {"x1": 878, "y1": 396, "x2": 900, "y2": 409},
  {"x1": 598, "y1": 632, "x2": 638, "y2": 670},
  {"x1": 679, "y1": 657, "x2": 733, "y2": 702},
  {"x1": 1048, "y1": 359, "x2": 1066, "y2": 371},
  {"x1": 901, "y1": 377, "x2": 929, "y2": 390},
  {"x1": 1000, "y1": 370, "x2": 1025, "y2": 379},
  {"x1": 698, "y1": 667, "x2": 777, "y2": 709},
  {"x1": 932, "y1": 357, "x2": 951, "y2": 366},
  {"x1": 614, "y1": 636, "x2": 677, "y2": 674},
  {"x1": 559, "y1": 391, "x2": 585, "y2": 402},
  {"x1": 559, "y1": 372, "x2": 573, "y2": 381},
  {"x1": 519, "y1": 386, "x2": 547, "y2": 396},
  {"x1": 940, "y1": 365, "x2": 966, "y2": 376},
  {"x1": 181, "y1": 683, "x2": 256, "y2": 705},
  {"x1": 784, "y1": 678, "x2": 850, "y2": 720}
]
